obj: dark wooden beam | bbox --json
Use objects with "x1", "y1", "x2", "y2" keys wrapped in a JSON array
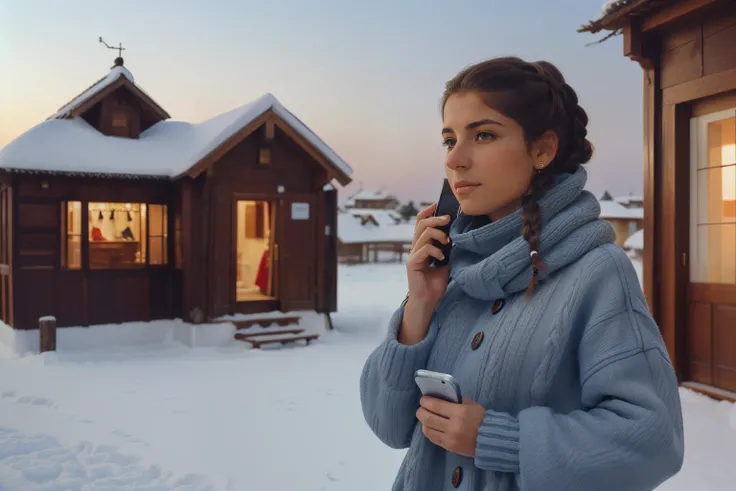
[
  {"x1": 641, "y1": 0, "x2": 722, "y2": 32},
  {"x1": 265, "y1": 119, "x2": 275, "y2": 141},
  {"x1": 624, "y1": 22, "x2": 655, "y2": 70},
  {"x1": 663, "y1": 66, "x2": 736, "y2": 104}
]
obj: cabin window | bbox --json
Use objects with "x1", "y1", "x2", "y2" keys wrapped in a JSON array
[
  {"x1": 61, "y1": 201, "x2": 82, "y2": 269},
  {"x1": 148, "y1": 204, "x2": 168, "y2": 266},
  {"x1": 88, "y1": 202, "x2": 146, "y2": 269},
  {"x1": 690, "y1": 108, "x2": 736, "y2": 284}
]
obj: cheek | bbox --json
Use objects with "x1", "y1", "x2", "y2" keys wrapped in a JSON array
[
  {"x1": 478, "y1": 142, "x2": 531, "y2": 189},
  {"x1": 462, "y1": 142, "x2": 533, "y2": 213}
]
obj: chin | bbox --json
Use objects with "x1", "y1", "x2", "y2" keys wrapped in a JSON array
[{"x1": 458, "y1": 198, "x2": 493, "y2": 216}]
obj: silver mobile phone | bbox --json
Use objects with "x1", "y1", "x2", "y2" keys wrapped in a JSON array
[{"x1": 414, "y1": 369, "x2": 462, "y2": 403}]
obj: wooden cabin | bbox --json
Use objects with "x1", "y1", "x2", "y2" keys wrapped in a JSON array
[
  {"x1": 581, "y1": 0, "x2": 736, "y2": 398},
  {"x1": 0, "y1": 57, "x2": 352, "y2": 332}
]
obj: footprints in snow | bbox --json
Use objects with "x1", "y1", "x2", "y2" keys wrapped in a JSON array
[
  {"x1": 0, "y1": 427, "x2": 223, "y2": 491},
  {"x1": 1, "y1": 391, "x2": 55, "y2": 409},
  {"x1": 1, "y1": 390, "x2": 151, "y2": 447}
]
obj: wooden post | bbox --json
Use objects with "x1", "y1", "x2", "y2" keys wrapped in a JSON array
[{"x1": 39, "y1": 315, "x2": 56, "y2": 353}]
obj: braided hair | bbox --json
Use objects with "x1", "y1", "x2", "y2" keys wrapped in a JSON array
[{"x1": 441, "y1": 57, "x2": 594, "y2": 296}]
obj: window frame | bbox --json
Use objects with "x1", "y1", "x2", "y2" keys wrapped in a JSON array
[
  {"x1": 689, "y1": 107, "x2": 736, "y2": 284},
  {"x1": 59, "y1": 201, "x2": 173, "y2": 271}
]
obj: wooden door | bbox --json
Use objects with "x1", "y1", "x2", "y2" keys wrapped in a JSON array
[
  {"x1": 278, "y1": 194, "x2": 317, "y2": 312},
  {"x1": 322, "y1": 187, "x2": 338, "y2": 313},
  {"x1": 687, "y1": 106, "x2": 736, "y2": 392}
]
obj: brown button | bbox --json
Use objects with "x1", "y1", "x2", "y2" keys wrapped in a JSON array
[
  {"x1": 491, "y1": 298, "x2": 505, "y2": 315},
  {"x1": 451, "y1": 466, "x2": 463, "y2": 488},
  {"x1": 471, "y1": 331, "x2": 484, "y2": 350}
]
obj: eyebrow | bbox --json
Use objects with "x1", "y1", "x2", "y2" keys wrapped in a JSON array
[{"x1": 442, "y1": 118, "x2": 504, "y2": 134}]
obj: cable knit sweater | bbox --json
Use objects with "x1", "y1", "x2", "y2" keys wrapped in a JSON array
[{"x1": 359, "y1": 168, "x2": 684, "y2": 491}]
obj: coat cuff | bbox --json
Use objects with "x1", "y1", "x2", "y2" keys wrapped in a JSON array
[
  {"x1": 378, "y1": 300, "x2": 438, "y2": 391},
  {"x1": 475, "y1": 409, "x2": 520, "y2": 473}
]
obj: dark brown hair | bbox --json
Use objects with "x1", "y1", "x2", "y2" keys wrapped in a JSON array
[{"x1": 441, "y1": 56, "x2": 593, "y2": 296}]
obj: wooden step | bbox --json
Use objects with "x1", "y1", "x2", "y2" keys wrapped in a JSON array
[
  {"x1": 243, "y1": 333, "x2": 320, "y2": 349},
  {"x1": 234, "y1": 328, "x2": 305, "y2": 341},
  {"x1": 226, "y1": 315, "x2": 301, "y2": 330}
]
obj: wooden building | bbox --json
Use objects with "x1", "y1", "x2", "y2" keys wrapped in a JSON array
[
  {"x1": 345, "y1": 188, "x2": 400, "y2": 210},
  {"x1": 598, "y1": 193, "x2": 644, "y2": 246},
  {"x1": 0, "y1": 58, "x2": 352, "y2": 331},
  {"x1": 336, "y1": 213, "x2": 412, "y2": 264},
  {"x1": 581, "y1": 0, "x2": 736, "y2": 397}
]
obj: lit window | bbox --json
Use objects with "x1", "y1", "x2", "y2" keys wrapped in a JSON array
[
  {"x1": 88, "y1": 202, "x2": 146, "y2": 269},
  {"x1": 691, "y1": 111, "x2": 736, "y2": 284}
]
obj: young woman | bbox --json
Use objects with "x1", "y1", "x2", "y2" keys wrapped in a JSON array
[{"x1": 359, "y1": 57, "x2": 684, "y2": 491}]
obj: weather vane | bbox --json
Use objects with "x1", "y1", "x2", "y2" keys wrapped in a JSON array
[{"x1": 99, "y1": 37, "x2": 126, "y2": 58}]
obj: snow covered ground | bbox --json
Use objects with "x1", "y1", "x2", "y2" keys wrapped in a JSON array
[{"x1": 0, "y1": 262, "x2": 734, "y2": 490}]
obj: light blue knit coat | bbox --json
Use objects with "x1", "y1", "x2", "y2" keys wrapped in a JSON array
[{"x1": 359, "y1": 168, "x2": 684, "y2": 491}]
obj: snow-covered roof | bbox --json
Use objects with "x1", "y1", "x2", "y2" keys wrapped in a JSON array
[
  {"x1": 348, "y1": 209, "x2": 401, "y2": 227},
  {"x1": 580, "y1": 0, "x2": 669, "y2": 34},
  {"x1": 337, "y1": 214, "x2": 413, "y2": 244},
  {"x1": 0, "y1": 91, "x2": 353, "y2": 182},
  {"x1": 599, "y1": 199, "x2": 643, "y2": 220},
  {"x1": 615, "y1": 194, "x2": 644, "y2": 206},
  {"x1": 50, "y1": 65, "x2": 136, "y2": 120},
  {"x1": 350, "y1": 189, "x2": 396, "y2": 201},
  {"x1": 624, "y1": 228, "x2": 644, "y2": 250}
]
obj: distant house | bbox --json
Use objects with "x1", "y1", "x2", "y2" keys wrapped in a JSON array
[
  {"x1": 581, "y1": 0, "x2": 736, "y2": 398},
  {"x1": 346, "y1": 208, "x2": 402, "y2": 227},
  {"x1": 599, "y1": 193, "x2": 644, "y2": 246},
  {"x1": 0, "y1": 57, "x2": 352, "y2": 334},
  {"x1": 615, "y1": 194, "x2": 644, "y2": 209},
  {"x1": 336, "y1": 213, "x2": 413, "y2": 264},
  {"x1": 345, "y1": 188, "x2": 400, "y2": 210}
]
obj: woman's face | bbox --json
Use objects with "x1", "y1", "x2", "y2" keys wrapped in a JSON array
[{"x1": 442, "y1": 91, "x2": 549, "y2": 220}]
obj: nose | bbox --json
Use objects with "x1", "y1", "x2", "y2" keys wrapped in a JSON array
[{"x1": 445, "y1": 145, "x2": 469, "y2": 171}]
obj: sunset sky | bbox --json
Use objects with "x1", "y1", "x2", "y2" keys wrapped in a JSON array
[{"x1": 0, "y1": 0, "x2": 643, "y2": 203}]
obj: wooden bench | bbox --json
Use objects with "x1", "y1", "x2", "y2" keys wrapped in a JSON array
[
  {"x1": 243, "y1": 332, "x2": 320, "y2": 349},
  {"x1": 234, "y1": 328, "x2": 304, "y2": 341},
  {"x1": 227, "y1": 315, "x2": 301, "y2": 330}
]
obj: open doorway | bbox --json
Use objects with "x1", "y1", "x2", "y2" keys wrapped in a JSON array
[{"x1": 236, "y1": 200, "x2": 277, "y2": 302}]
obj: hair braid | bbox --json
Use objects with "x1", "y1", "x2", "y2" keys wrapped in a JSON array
[{"x1": 521, "y1": 169, "x2": 556, "y2": 296}]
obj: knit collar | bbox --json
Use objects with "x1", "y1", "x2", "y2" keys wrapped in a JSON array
[{"x1": 447, "y1": 167, "x2": 615, "y2": 301}]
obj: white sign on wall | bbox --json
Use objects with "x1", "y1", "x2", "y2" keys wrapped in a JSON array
[{"x1": 291, "y1": 202, "x2": 310, "y2": 220}]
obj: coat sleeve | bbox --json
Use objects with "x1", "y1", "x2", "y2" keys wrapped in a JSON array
[
  {"x1": 473, "y1": 251, "x2": 685, "y2": 491},
  {"x1": 359, "y1": 300, "x2": 439, "y2": 449}
]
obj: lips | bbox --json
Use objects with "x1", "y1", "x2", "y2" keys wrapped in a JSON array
[{"x1": 453, "y1": 180, "x2": 480, "y2": 195}]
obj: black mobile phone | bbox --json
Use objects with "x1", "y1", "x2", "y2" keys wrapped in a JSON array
[{"x1": 428, "y1": 178, "x2": 459, "y2": 267}]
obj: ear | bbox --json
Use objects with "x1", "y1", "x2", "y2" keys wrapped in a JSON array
[{"x1": 532, "y1": 130, "x2": 559, "y2": 171}]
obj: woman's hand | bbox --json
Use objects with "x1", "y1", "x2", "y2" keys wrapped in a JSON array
[
  {"x1": 398, "y1": 203, "x2": 452, "y2": 345},
  {"x1": 406, "y1": 203, "x2": 451, "y2": 309},
  {"x1": 416, "y1": 396, "x2": 486, "y2": 457}
]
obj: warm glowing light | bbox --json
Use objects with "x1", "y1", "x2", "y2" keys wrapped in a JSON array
[{"x1": 724, "y1": 144, "x2": 735, "y2": 201}]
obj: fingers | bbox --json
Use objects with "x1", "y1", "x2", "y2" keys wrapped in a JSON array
[
  {"x1": 422, "y1": 425, "x2": 445, "y2": 447},
  {"x1": 420, "y1": 396, "x2": 457, "y2": 418},
  {"x1": 407, "y1": 243, "x2": 445, "y2": 269},
  {"x1": 412, "y1": 215, "x2": 451, "y2": 249},
  {"x1": 414, "y1": 226, "x2": 449, "y2": 251},
  {"x1": 416, "y1": 407, "x2": 448, "y2": 432},
  {"x1": 415, "y1": 203, "x2": 437, "y2": 222}
]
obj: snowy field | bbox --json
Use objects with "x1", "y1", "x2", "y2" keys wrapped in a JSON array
[{"x1": 0, "y1": 262, "x2": 734, "y2": 490}]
